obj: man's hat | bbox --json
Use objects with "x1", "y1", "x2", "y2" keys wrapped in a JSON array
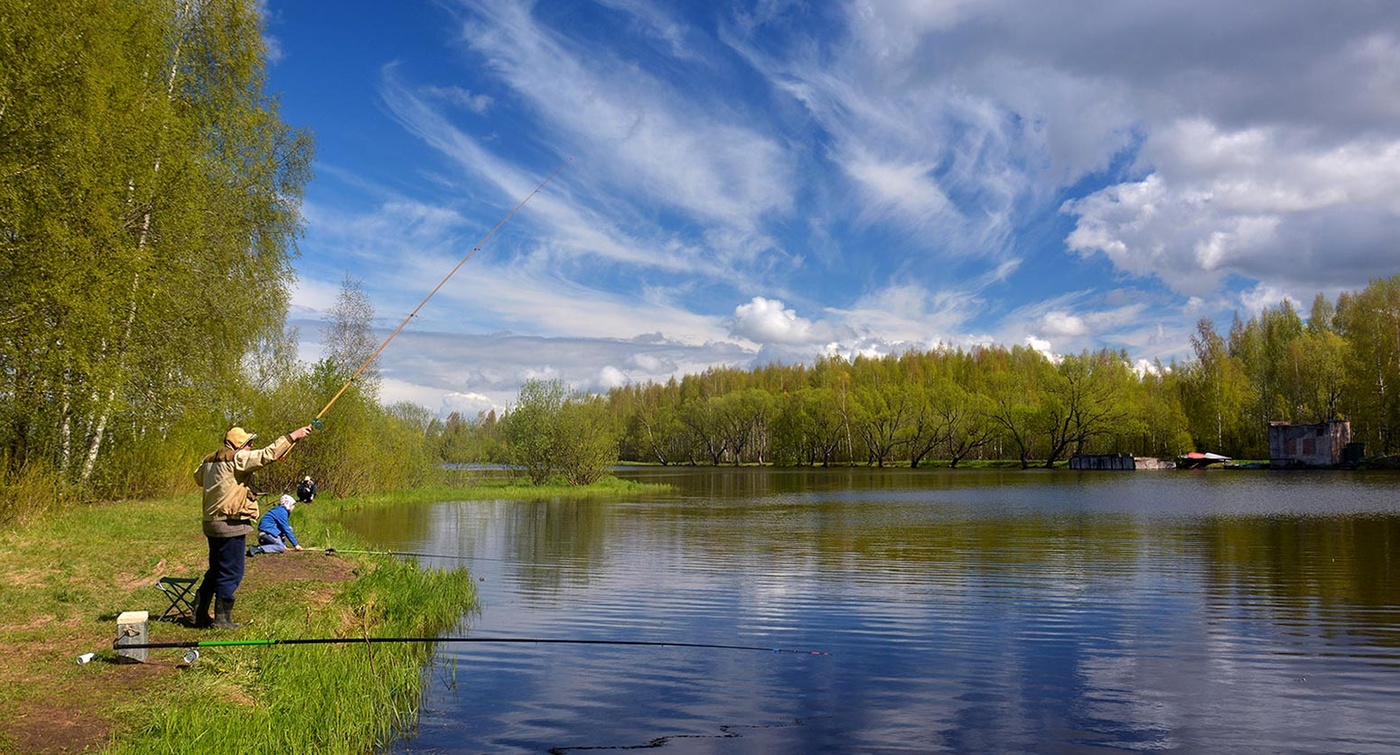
[{"x1": 224, "y1": 427, "x2": 257, "y2": 449}]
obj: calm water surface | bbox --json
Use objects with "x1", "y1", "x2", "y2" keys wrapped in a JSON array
[{"x1": 348, "y1": 468, "x2": 1400, "y2": 754}]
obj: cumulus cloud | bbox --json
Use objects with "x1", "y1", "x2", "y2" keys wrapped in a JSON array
[
  {"x1": 811, "y1": 0, "x2": 1400, "y2": 300},
  {"x1": 596, "y1": 365, "x2": 629, "y2": 390},
  {"x1": 330, "y1": 327, "x2": 758, "y2": 412},
  {"x1": 729, "y1": 297, "x2": 828, "y2": 345},
  {"x1": 1025, "y1": 336, "x2": 1056, "y2": 361},
  {"x1": 442, "y1": 390, "x2": 496, "y2": 417},
  {"x1": 1064, "y1": 121, "x2": 1400, "y2": 297},
  {"x1": 1039, "y1": 311, "x2": 1089, "y2": 338}
]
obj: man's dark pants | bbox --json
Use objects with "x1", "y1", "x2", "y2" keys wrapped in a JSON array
[{"x1": 203, "y1": 535, "x2": 246, "y2": 601}]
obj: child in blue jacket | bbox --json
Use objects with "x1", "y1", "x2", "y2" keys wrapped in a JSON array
[{"x1": 250, "y1": 494, "x2": 303, "y2": 555}]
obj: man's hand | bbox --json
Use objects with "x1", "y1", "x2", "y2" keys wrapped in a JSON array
[
  {"x1": 294, "y1": 545, "x2": 304, "y2": 552},
  {"x1": 289, "y1": 425, "x2": 313, "y2": 442}
]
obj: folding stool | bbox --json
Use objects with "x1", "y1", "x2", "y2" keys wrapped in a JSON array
[{"x1": 155, "y1": 576, "x2": 201, "y2": 623}]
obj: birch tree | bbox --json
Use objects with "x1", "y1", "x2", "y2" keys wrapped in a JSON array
[{"x1": 0, "y1": 0, "x2": 312, "y2": 493}]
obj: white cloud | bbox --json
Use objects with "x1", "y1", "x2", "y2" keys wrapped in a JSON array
[
  {"x1": 1237, "y1": 283, "x2": 1297, "y2": 318},
  {"x1": 1039, "y1": 311, "x2": 1088, "y2": 338},
  {"x1": 842, "y1": 150, "x2": 957, "y2": 228},
  {"x1": 593, "y1": 0, "x2": 696, "y2": 60},
  {"x1": 836, "y1": 283, "x2": 981, "y2": 346},
  {"x1": 442, "y1": 390, "x2": 496, "y2": 417},
  {"x1": 1064, "y1": 120, "x2": 1400, "y2": 298},
  {"x1": 597, "y1": 365, "x2": 629, "y2": 390},
  {"x1": 354, "y1": 328, "x2": 757, "y2": 413},
  {"x1": 288, "y1": 276, "x2": 342, "y2": 320},
  {"x1": 1025, "y1": 336, "x2": 1056, "y2": 361},
  {"x1": 422, "y1": 84, "x2": 493, "y2": 114},
  {"x1": 729, "y1": 297, "x2": 825, "y2": 345},
  {"x1": 448, "y1": 0, "x2": 794, "y2": 234}
]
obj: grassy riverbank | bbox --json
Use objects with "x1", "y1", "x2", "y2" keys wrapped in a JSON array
[
  {"x1": 0, "y1": 473, "x2": 668, "y2": 753},
  {"x1": 0, "y1": 493, "x2": 477, "y2": 754}
]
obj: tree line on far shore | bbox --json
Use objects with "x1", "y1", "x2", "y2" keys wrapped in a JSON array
[{"x1": 439, "y1": 276, "x2": 1400, "y2": 475}]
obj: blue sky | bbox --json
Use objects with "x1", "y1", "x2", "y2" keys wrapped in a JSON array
[{"x1": 263, "y1": 0, "x2": 1400, "y2": 416}]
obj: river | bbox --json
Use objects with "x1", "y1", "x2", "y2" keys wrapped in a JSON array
[{"x1": 346, "y1": 467, "x2": 1400, "y2": 753}]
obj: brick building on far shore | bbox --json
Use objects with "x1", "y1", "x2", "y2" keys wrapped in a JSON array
[{"x1": 1268, "y1": 420, "x2": 1351, "y2": 468}]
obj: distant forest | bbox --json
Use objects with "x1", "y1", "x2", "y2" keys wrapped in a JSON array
[{"x1": 439, "y1": 277, "x2": 1400, "y2": 469}]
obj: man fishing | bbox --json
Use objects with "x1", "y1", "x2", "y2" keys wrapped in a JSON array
[{"x1": 193, "y1": 424, "x2": 313, "y2": 629}]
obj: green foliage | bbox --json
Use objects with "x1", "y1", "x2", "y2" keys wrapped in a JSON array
[
  {"x1": 0, "y1": 0, "x2": 312, "y2": 494},
  {"x1": 501, "y1": 379, "x2": 619, "y2": 485},
  {"x1": 1179, "y1": 319, "x2": 1255, "y2": 454},
  {"x1": 771, "y1": 386, "x2": 847, "y2": 466},
  {"x1": 0, "y1": 454, "x2": 70, "y2": 526},
  {"x1": 231, "y1": 358, "x2": 439, "y2": 499},
  {"x1": 502, "y1": 378, "x2": 568, "y2": 484},
  {"x1": 1336, "y1": 278, "x2": 1400, "y2": 454},
  {"x1": 437, "y1": 409, "x2": 505, "y2": 464},
  {"x1": 0, "y1": 488, "x2": 477, "y2": 753},
  {"x1": 554, "y1": 396, "x2": 620, "y2": 485}
]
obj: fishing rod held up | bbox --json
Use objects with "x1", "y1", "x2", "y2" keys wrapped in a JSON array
[{"x1": 312, "y1": 156, "x2": 573, "y2": 429}]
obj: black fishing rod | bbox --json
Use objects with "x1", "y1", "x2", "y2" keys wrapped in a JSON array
[
  {"x1": 307, "y1": 157, "x2": 572, "y2": 433},
  {"x1": 101, "y1": 636, "x2": 828, "y2": 664},
  {"x1": 314, "y1": 547, "x2": 509, "y2": 562},
  {"x1": 115, "y1": 636, "x2": 826, "y2": 654}
]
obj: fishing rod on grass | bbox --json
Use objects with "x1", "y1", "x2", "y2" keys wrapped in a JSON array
[
  {"x1": 312, "y1": 546, "x2": 518, "y2": 563},
  {"x1": 305, "y1": 157, "x2": 573, "y2": 435},
  {"x1": 94, "y1": 635, "x2": 829, "y2": 665}
]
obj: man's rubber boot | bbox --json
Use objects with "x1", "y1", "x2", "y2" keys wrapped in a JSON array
[
  {"x1": 212, "y1": 597, "x2": 242, "y2": 630},
  {"x1": 193, "y1": 583, "x2": 215, "y2": 629}
]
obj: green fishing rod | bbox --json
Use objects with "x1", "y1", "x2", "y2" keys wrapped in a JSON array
[{"x1": 307, "y1": 157, "x2": 572, "y2": 433}]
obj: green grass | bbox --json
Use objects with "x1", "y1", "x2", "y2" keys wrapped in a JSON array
[
  {"x1": 341, "y1": 472, "x2": 671, "y2": 509},
  {"x1": 109, "y1": 560, "x2": 476, "y2": 755},
  {"x1": 0, "y1": 471, "x2": 668, "y2": 753},
  {"x1": 0, "y1": 491, "x2": 478, "y2": 754}
]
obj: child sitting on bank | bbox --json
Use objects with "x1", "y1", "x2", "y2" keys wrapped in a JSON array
[{"x1": 248, "y1": 494, "x2": 303, "y2": 555}]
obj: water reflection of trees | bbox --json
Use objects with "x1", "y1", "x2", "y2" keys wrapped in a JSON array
[
  {"x1": 1200, "y1": 514, "x2": 1400, "y2": 646},
  {"x1": 348, "y1": 472, "x2": 1400, "y2": 647},
  {"x1": 345, "y1": 504, "x2": 435, "y2": 546},
  {"x1": 640, "y1": 497, "x2": 1400, "y2": 647},
  {"x1": 501, "y1": 498, "x2": 611, "y2": 596}
]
